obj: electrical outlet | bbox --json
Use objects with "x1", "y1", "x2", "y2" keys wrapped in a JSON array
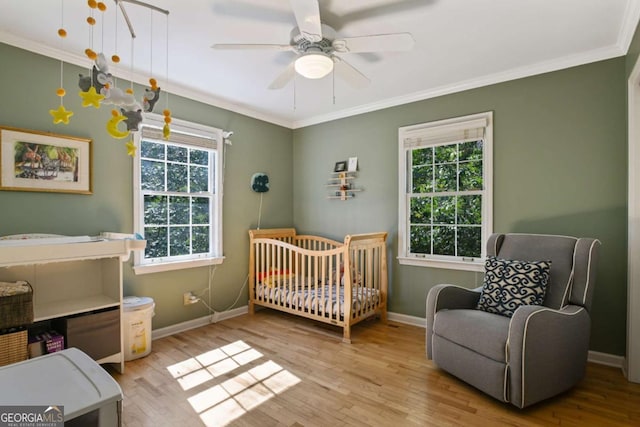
[
  {"x1": 183, "y1": 291, "x2": 199, "y2": 306},
  {"x1": 211, "y1": 311, "x2": 220, "y2": 323}
]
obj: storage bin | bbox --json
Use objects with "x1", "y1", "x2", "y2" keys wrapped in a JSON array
[
  {"x1": 44, "y1": 331, "x2": 64, "y2": 353},
  {"x1": 0, "y1": 348, "x2": 123, "y2": 426},
  {"x1": 28, "y1": 336, "x2": 45, "y2": 358},
  {"x1": 122, "y1": 296, "x2": 155, "y2": 361},
  {"x1": 28, "y1": 331, "x2": 64, "y2": 358},
  {"x1": 54, "y1": 307, "x2": 120, "y2": 361},
  {"x1": 0, "y1": 328, "x2": 28, "y2": 366},
  {"x1": 0, "y1": 281, "x2": 33, "y2": 329}
]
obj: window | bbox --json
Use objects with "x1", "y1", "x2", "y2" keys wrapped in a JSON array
[
  {"x1": 133, "y1": 114, "x2": 224, "y2": 274},
  {"x1": 398, "y1": 112, "x2": 492, "y2": 271}
]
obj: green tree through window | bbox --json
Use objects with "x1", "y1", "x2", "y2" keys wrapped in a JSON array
[
  {"x1": 140, "y1": 139, "x2": 213, "y2": 260},
  {"x1": 409, "y1": 141, "x2": 483, "y2": 258},
  {"x1": 399, "y1": 112, "x2": 492, "y2": 269}
]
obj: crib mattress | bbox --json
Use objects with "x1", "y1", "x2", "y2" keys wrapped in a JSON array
[{"x1": 255, "y1": 282, "x2": 380, "y2": 318}]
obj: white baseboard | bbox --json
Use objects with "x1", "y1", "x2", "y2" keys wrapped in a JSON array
[
  {"x1": 152, "y1": 305, "x2": 248, "y2": 340},
  {"x1": 587, "y1": 350, "x2": 625, "y2": 369},
  {"x1": 388, "y1": 311, "x2": 426, "y2": 327},
  {"x1": 215, "y1": 305, "x2": 248, "y2": 322},
  {"x1": 387, "y1": 311, "x2": 625, "y2": 370}
]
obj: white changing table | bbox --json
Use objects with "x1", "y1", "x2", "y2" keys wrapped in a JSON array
[{"x1": 0, "y1": 348, "x2": 122, "y2": 426}]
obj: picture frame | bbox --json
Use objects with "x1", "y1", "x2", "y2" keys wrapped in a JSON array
[
  {"x1": 0, "y1": 126, "x2": 92, "y2": 194},
  {"x1": 348, "y1": 156, "x2": 358, "y2": 172},
  {"x1": 334, "y1": 160, "x2": 347, "y2": 173}
]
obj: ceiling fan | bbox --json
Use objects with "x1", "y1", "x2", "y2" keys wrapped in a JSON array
[{"x1": 211, "y1": 0, "x2": 415, "y2": 89}]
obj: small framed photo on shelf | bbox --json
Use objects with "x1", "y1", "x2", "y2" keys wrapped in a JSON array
[
  {"x1": 334, "y1": 160, "x2": 347, "y2": 172},
  {"x1": 348, "y1": 157, "x2": 358, "y2": 172}
]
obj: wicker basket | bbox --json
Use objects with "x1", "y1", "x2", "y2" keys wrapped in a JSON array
[
  {"x1": 0, "y1": 281, "x2": 33, "y2": 329},
  {"x1": 0, "y1": 329, "x2": 28, "y2": 366}
]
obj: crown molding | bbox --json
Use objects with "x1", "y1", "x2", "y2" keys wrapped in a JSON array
[
  {"x1": 293, "y1": 1, "x2": 640, "y2": 129},
  {"x1": 0, "y1": 31, "x2": 293, "y2": 129},
  {"x1": 292, "y1": 44, "x2": 625, "y2": 129},
  {"x1": 617, "y1": 0, "x2": 640, "y2": 53},
  {"x1": 3, "y1": 8, "x2": 636, "y2": 133}
]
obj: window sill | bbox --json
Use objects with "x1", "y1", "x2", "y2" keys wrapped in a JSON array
[
  {"x1": 133, "y1": 257, "x2": 225, "y2": 275},
  {"x1": 397, "y1": 256, "x2": 484, "y2": 272}
]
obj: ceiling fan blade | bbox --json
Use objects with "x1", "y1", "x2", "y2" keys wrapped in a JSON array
[
  {"x1": 332, "y1": 33, "x2": 415, "y2": 54},
  {"x1": 213, "y1": 1, "x2": 292, "y2": 25},
  {"x1": 338, "y1": 0, "x2": 434, "y2": 29},
  {"x1": 269, "y1": 62, "x2": 296, "y2": 89},
  {"x1": 333, "y1": 58, "x2": 370, "y2": 89},
  {"x1": 290, "y1": 0, "x2": 323, "y2": 42},
  {"x1": 212, "y1": 43, "x2": 294, "y2": 51}
]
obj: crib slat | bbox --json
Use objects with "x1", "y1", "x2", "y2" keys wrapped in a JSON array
[
  {"x1": 287, "y1": 244, "x2": 293, "y2": 311},
  {"x1": 313, "y1": 251, "x2": 319, "y2": 315},
  {"x1": 276, "y1": 242, "x2": 282, "y2": 308},
  {"x1": 343, "y1": 245, "x2": 353, "y2": 324},
  {"x1": 258, "y1": 242, "x2": 264, "y2": 304},
  {"x1": 328, "y1": 252, "x2": 334, "y2": 319},
  {"x1": 370, "y1": 247, "x2": 375, "y2": 311},
  {"x1": 338, "y1": 253, "x2": 343, "y2": 321}
]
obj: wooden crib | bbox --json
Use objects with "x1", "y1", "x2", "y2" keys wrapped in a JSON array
[{"x1": 248, "y1": 228, "x2": 388, "y2": 343}]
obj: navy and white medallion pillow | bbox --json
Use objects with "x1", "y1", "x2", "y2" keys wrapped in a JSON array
[{"x1": 477, "y1": 256, "x2": 551, "y2": 317}]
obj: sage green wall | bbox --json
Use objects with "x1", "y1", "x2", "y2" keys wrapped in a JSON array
[
  {"x1": 293, "y1": 58, "x2": 627, "y2": 355},
  {"x1": 0, "y1": 43, "x2": 293, "y2": 329}
]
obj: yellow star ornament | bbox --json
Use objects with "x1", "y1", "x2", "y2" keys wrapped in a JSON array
[
  {"x1": 79, "y1": 86, "x2": 105, "y2": 108},
  {"x1": 49, "y1": 105, "x2": 74, "y2": 124},
  {"x1": 125, "y1": 139, "x2": 137, "y2": 157}
]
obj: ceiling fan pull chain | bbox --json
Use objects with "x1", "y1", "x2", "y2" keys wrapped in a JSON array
[
  {"x1": 293, "y1": 75, "x2": 297, "y2": 111},
  {"x1": 332, "y1": 67, "x2": 335, "y2": 105}
]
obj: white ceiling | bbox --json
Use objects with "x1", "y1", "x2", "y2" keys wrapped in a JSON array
[{"x1": 1, "y1": 0, "x2": 639, "y2": 129}]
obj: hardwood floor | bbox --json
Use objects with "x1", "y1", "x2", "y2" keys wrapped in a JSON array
[{"x1": 108, "y1": 310, "x2": 640, "y2": 426}]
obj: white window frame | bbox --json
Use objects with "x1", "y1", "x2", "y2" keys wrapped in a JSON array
[
  {"x1": 398, "y1": 111, "x2": 493, "y2": 272},
  {"x1": 132, "y1": 113, "x2": 224, "y2": 275}
]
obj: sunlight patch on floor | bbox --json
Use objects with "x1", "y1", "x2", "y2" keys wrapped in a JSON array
[{"x1": 167, "y1": 340, "x2": 301, "y2": 426}]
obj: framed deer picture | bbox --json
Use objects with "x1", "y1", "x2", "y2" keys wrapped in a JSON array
[{"x1": 0, "y1": 126, "x2": 92, "y2": 194}]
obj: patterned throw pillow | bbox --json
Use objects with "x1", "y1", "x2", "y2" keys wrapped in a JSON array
[{"x1": 476, "y1": 256, "x2": 551, "y2": 317}]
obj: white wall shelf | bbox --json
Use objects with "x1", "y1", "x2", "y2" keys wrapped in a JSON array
[
  {"x1": 35, "y1": 295, "x2": 120, "y2": 322},
  {"x1": 327, "y1": 171, "x2": 362, "y2": 201}
]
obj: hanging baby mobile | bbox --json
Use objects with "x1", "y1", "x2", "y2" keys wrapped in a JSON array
[{"x1": 50, "y1": 0, "x2": 171, "y2": 157}]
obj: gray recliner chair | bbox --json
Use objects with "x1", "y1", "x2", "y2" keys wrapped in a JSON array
[{"x1": 426, "y1": 233, "x2": 600, "y2": 408}]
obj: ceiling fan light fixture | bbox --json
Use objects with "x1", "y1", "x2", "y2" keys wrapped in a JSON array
[{"x1": 295, "y1": 52, "x2": 333, "y2": 79}]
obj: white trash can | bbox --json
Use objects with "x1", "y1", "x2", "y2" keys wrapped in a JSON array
[{"x1": 122, "y1": 296, "x2": 155, "y2": 361}]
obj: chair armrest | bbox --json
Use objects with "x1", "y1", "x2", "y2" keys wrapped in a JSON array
[
  {"x1": 507, "y1": 304, "x2": 591, "y2": 408},
  {"x1": 425, "y1": 284, "x2": 481, "y2": 359}
]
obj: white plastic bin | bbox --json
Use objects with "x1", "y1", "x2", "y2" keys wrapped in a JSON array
[
  {"x1": 0, "y1": 348, "x2": 122, "y2": 425},
  {"x1": 122, "y1": 296, "x2": 155, "y2": 361}
]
